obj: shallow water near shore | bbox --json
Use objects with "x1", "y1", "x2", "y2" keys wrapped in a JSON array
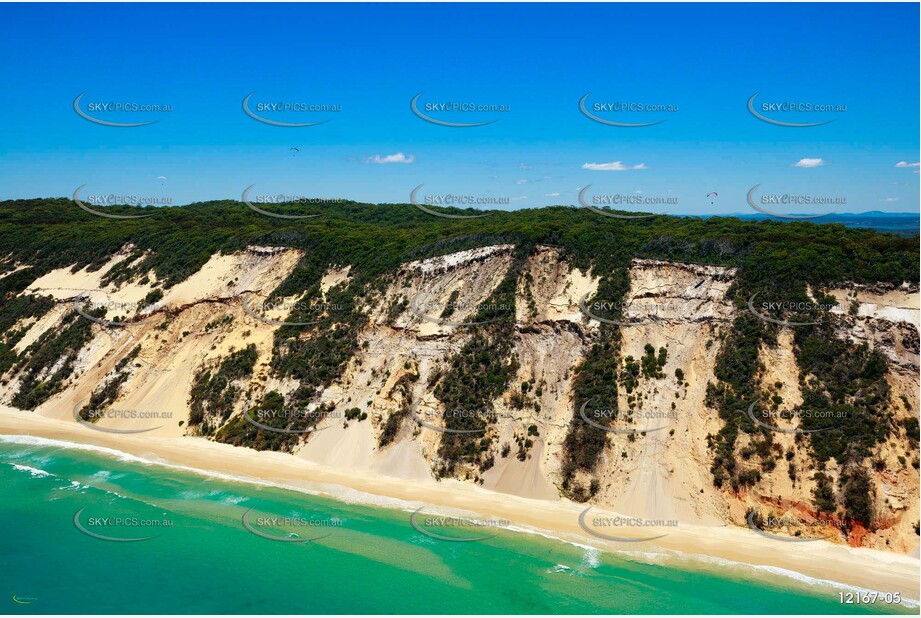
[{"x1": 0, "y1": 438, "x2": 914, "y2": 615}]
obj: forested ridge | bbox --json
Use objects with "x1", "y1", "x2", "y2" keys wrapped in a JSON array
[{"x1": 1, "y1": 197, "x2": 915, "y2": 294}]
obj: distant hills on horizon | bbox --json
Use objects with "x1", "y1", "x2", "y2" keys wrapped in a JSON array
[
  {"x1": 3, "y1": 197, "x2": 918, "y2": 236},
  {"x1": 691, "y1": 210, "x2": 919, "y2": 236},
  {"x1": 708, "y1": 210, "x2": 918, "y2": 218}
]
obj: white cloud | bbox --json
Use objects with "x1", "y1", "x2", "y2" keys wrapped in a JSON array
[
  {"x1": 519, "y1": 162, "x2": 532, "y2": 170},
  {"x1": 883, "y1": 197, "x2": 900, "y2": 203},
  {"x1": 367, "y1": 152, "x2": 414, "y2": 164},
  {"x1": 895, "y1": 161, "x2": 920, "y2": 168},
  {"x1": 510, "y1": 195, "x2": 528, "y2": 201},
  {"x1": 516, "y1": 179, "x2": 528, "y2": 185},
  {"x1": 544, "y1": 192, "x2": 560, "y2": 197},
  {"x1": 581, "y1": 161, "x2": 647, "y2": 172},
  {"x1": 793, "y1": 158, "x2": 824, "y2": 168}
]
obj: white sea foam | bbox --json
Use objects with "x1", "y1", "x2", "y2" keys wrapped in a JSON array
[
  {"x1": 62, "y1": 480, "x2": 88, "y2": 491},
  {"x1": 210, "y1": 491, "x2": 248, "y2": 506},
  {"x1": 581, "y1": 546, "x2": 601, "y2": 569},
  {"x1": 0, "y1": 435, "x2": 306, "y2": 491},
  {"x1": 11, "y1": 463, "x2": 53, "y2": 478},
  {"x1": 1, "y1": 435, "x2": 159, "y2": 465}
]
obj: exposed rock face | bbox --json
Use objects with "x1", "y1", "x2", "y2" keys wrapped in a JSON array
[{"x1": 3, "y1": 243, "x2": 918, "y2": 553}]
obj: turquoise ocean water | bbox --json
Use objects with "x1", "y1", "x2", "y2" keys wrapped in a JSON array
[{"x1": 0, "y1": 436, "x2": 916, "y2": 615}]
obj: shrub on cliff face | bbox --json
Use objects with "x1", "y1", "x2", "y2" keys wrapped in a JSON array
[
  {"x1": 189, "y1": 344, "x2": 258, "y2": 432},
  {"x1": 12, "y1": 310, "x2": 97, "y2": 409},
  {"x1": 813, "y1": 471, "x2": 837, "y2": 515},
  {"x1": 842, "y1": 467, "x2": 874, "y2": 527},
  {"x1": 561, "y1": 332, "x2": 621, "y2": 488}
]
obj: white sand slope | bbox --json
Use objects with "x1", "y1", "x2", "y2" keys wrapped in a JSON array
[{"x1": 599, "y1": 259, "x2": 735, "y2": 525}]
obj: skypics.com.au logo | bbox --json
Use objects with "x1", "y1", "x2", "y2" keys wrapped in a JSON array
[
  {"x1": 409, "y1": 294, "x2": 512, "y2": 327},
  {"x1": 242, "y1": 185, "x2": 344, "y2": 219},
  {"x1": 410, "y1": 92, "x2": 509, "y2": 127},
  {"x1": 578, "y1": 185, "x2": 672, "y2": 219},
  {"x1": 409, "y1": 403, "x2": 516, "y2": 435},
  {"x1": 74, "y1": 507, "x2": 173, "y2": 542},
  {"x1": 578, "y1": 401, "x2": 677, "y2": 435},
  {"x1": 72, "y1": 185, "x2": 170, "y2": 219},
  {"x1": 578, "y1": 507, "x2": 677, "y2": 543},
  {"x1": 746, "y1": 292, "x2": 841, "y2": 327},
  {"x1": 242, "y1": 295, "x2": 348, "y2": 327},
  {"x1": 578, "y1": 295, "x2": 683, "y2": 326},
  {"x1": 409, "y1": 184, "x2": 501, "y2": 219},
  {"x1": 409, "y1": 507, "x2": 509, "y2": 542},
  {"x1": 241, "y1": 508, "x2": 341, "y2": 542},
  {"x1": 747, "y1": 93, "x2": 845, "y2": 127},
  {"x1": 73, "y1": 400, "x2": 173, "y2": 435},
  {"x1": 579, "y1": 93, "x2": 678, "y2": 127},
  {"x1": 746, "y1": 184, "x2": 845, "y2": 219},
  {"x1": 242, "y1": 92, "x2": 341, "y2": 127},
  {"x1": 73, "y1": 93, "x2": 172, "y2": 127}
]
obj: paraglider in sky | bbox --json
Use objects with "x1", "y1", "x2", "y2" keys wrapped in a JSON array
[
  {"x1": 290, "y1": 147, "x2": 300, "y2": 157},
  {"x1": 157, "y1": 176, "x2": 167, "y2": 185},
  {"x1": 707, "y1": 191, "x2": 718, "y2": 205}
]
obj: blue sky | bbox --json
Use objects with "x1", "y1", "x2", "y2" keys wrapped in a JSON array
[{"x1": 1, "y1": 2, "x2": 918, "y2": 215}]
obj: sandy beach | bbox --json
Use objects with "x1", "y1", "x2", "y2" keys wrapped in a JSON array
[{"x1": 1, "y1": 406, "x2": 918, "y2": 601}]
